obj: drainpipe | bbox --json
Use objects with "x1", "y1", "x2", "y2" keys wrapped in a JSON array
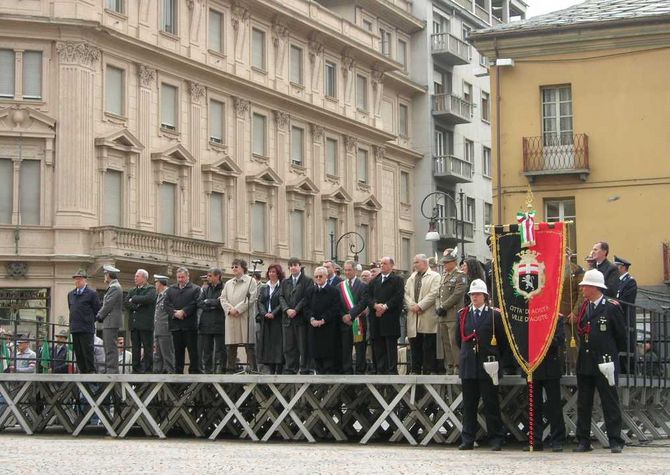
[{"x1": 494, "y1": 39, "x2": 503, "y2": 224}]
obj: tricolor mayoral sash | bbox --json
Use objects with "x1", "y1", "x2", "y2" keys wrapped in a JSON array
[
  {"x1": 492, "y1": 222, "x2": 566, "y2": 378},
  {"x1": 339, "y1": 280, "x2": 365, "y2": 343}
]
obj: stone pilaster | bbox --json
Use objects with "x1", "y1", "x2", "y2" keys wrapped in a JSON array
[
  {"x1": 233, "y1": 96, "x2": 250, "y2": 251},
  {"x1": 189, "y1": 81, "x2": 205, "y2": 237},
  {"x1": 136, "y1": 64, "x2": 155, "y2": 230}
]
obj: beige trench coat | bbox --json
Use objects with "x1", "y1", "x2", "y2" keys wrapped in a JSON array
[
  {"x1": 220, "y1": 275, "x2": 258, "y2": 345},
  {"x1": 404, "y1": 269, "x2": 441, "y2": 338}
]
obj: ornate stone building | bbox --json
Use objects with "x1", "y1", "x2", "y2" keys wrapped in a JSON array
[{"x1": 0, "y1": 0, "x2": 422, "y2": 326}]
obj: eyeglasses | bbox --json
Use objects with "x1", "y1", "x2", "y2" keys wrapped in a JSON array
[
  {"x1": 314, "y1": 275, "x2": 326, "y2": 279},
  {"x1": 231, "y1": 265, "x2": 239, "y2": 269}
]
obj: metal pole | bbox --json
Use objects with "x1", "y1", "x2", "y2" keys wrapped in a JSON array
[
  {"x1": 329, "y1": 231, "x2": 335, "y2": 261},
  {"x1": 458, "y1": 190, "x2": 465, "y2": 259}
]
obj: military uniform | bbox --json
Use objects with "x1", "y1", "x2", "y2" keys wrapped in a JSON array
[
  {"x1": 126, "y1": 283, "x2": 157, "y2": 373},
  {"x1": 576, "y1": 296, "x2": 626, "y2": 450},
  {"x1": 436, "y1": 267, "x2": 467, "y2": 374},
  {"x1": 615, "y1": 258, "x2": 637, "y2": 374}
]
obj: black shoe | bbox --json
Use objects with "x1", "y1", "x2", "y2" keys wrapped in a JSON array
[
  {"x1": 552, "y1": 444, "x2": 563, "y2": 453},
  {"x1": 491, "y1": 444, "x2": 502, "y2": 452},
  {"x1": 610, "y1": 443, "x2": 623, "y2": 454},
  {"x1": 573, "y1": 442, "x2": 593, "y2": 453},
  {"x1": 458, "y1": 443, "x2": 474, "y2": 450}
]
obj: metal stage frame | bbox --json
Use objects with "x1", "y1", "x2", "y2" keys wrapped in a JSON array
[{"x1": 2, "y1": 374, "x2": 670, "y2": 446}]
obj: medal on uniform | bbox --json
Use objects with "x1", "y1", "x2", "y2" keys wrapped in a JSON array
[{"x1": 599, "y1": 317, "x2": 607, "y2": 332}]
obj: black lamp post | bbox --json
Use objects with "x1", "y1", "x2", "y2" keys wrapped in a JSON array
[
  {"x1": 329, "y1": 231, "x2": 366, "y2": 264},
  {"x1": 420, "y1": 190, "x2": 466, "y2": 259}
]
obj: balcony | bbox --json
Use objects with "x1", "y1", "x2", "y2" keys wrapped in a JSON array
[
  {"x1": 431, "y1": 33, "x2": 471, "y2": 66},
  {"x1": 522, "y1": 134, "x2": 590, "y2": 182},
  {"x1": 435, "y1": 217, "x2": 474, "y2": 242},
  {"x1": 89, "y1": 226, "x2": 224, "y2": 267},
  {"x1": 433, "y1": 155, "x2": 473, "y2": 184},
  {"x1": 432, "y1": 94, "x2": 473, "y2": 124}
]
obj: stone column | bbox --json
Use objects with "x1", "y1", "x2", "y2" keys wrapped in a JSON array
[
  {"x1": 137, "y1": 65, "x2": 155, "y2": 230},
  {"x1": 371, "y1": 70, "x2": 385, "y2": 128},
  {"x1": 308, "y1": 37, "x2": 324, "y2": 96},
  {"x1": 274, "y1": 109, "x2": 290, "y2": 257},
  {"x1": 342, "y1": 54, "x2": 355, "y2": 111},
  {"x1": 233, "y1": 96, "x2": 250, "y2": 251},
  {"x1": 344, "y1": 135, "x2": 358, "y2": 232},
  {"x1": 272, "y1": 21, "x2": 289, "y2": 79},
  {"x1": 231, "y1": 2, "x2": 250, "y2": 64},
  {"x1": 189, "y1": 81, "x2": 205, "y2": 237},
  {"x1": 310, "y1": 124, "x2": 324, "y2": 261}
]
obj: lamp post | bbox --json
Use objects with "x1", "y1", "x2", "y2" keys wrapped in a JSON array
[
  {"x1": 329, "y1": 231, "x2": 366, "y2": 264},
  {"x1": 420, "y1": 190, "x2": 466, "y2": 259}
]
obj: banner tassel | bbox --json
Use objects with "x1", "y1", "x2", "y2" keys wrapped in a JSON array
[
  {"x1": 570, "y1": 335, "x2": 577, "y2": 348},
  {"x1": 528, "y1": 374, "x2": 534, "y2": 453},
  {"x1": 490, "y1": 307, "x2": 497, "y2": 346}
]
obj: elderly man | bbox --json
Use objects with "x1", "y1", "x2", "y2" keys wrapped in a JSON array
[
  {"x1": 12, "y1": 335, "x2": 36, "y2": 373},
  {"x1": 338, "y1": 260, "x2": 369, "y2": 374},
  {"x1": 96, "y1": 265, "x2": 123, "y2": 374},
  {"x1": 125, "y1": 269, "x2": 156, "y2": 373},
  {"x1": 198, "y1": 268, "x2": 226, "y2": 373},
  {"x1": 221, "y1": 259, "x2": 258, "y2": 373},
  {"x1": 153, "y1": 275, "x2": 175, "y2": 374},
  {"x1": 165, "y1": 267, "x2": 201, "y2": 374},
  {"x1": 51, "y1": 330, "x2": 69, "y2": 374},
  {"x1": 67, "y1": 270, "x2": 101, "y2": 374},
  {"x1": 437, "y1": 249, "x2": 468, "y2": 375},
  {"x1": 306, "y1": 266, "x2": 341, "y2": 374},
  {"x1": 591, "y1": 242, "x2": 619, "y2": 298},
  {"x1": 404, "y1": 254, "x2": 441, "y2": 375}
]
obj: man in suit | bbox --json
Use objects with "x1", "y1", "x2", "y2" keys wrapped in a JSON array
[
  {"x1": 51, "y1": 329, "x2": 69, "y2": 374},
  {"x1": 165, "y1": 267, "x2": 201, "y2": 374},
  {"x1": 324, "y1": 260, "x2": 343, "y2": 288},
  {"x1": 280, "y1": 257, "x2": 311, "y2": 374},
  {"x1": 198, "y1": 268, "x2": 226, "y2": 373},
  {"x1": 437, "y1": 249, "x2": 467, "y2": 375},
  {"x1": 404, "y1": 254, "x2": 441, "y2": 375},
  {"x1": 368, "y1": 256, "x2": 405, "y2": 375},
  {"x1": 574, "y1": 269, "x2": 626, "y2": 453},
  {"x1": 456, "y1": 279, "x2": 508, "y2": 451},
  {"x1": 96, "y1": 265, "x2": 123, "y2": 374},
  {"x1": 305, "y1": 267, "x2": 341, "y2": 374},
  {"x1": 68, "y1": 270, "x2": 101, "y2": 374},
  {"x1": 591, "y1": 242, "x2": 619, "y2": 298},
  {"x1": 338, "y1": 260, "x2": 369, "y2": 374},
  {"x1": 614, "y1": 256, "x2": 637, "y2": 374},
  {"x1": 153, "y1": 275, "x2": 175, "y2": 374},
  {"x1": 125, "y1": 269, "x2": 156, "y2": 373}
]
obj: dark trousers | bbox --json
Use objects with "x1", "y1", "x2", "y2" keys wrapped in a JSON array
[
  {"x1": 340, "y1": 328, "x2": 368, "y2": 374},
  {"x1": 72, "y1": 332, "x2": 95, "y2": 374},
  {"x1": 200, "y1": 333, "x2": 225, "y2": 373},
  {"x1": 576, "y1": 373, "x2": 623, "y2": 447},
  {"x1": 461, "y1": 378, "x2": 504, "y2": 446},
  {"x1": 409, "y1": 333, "x2": 437, "y2": 375},
  {"x1": 531, "y1": 378, "x2": 566, "y2": 446},
  {"x1": 373, "y1": 336, "x2": 398, "y2": 375},
  {"x1": 172, "y1": 330, "x2": 200, "y2": 374},
  {"x1": 131, "y1": 329, "x2": 154, "y2": 373},
  {"x1": 283, "y1": 323, "x2": 308, "y2": 374},
  {"x1": 314, "y1": 357, "x2": 335, "y2": 375}
]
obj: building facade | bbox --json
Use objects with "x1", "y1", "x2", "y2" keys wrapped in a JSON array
[
  {"x1": 0, "y1": 0, "x2": 422, "y2": 329},
  {"x1": 471, "y1": 0, "x2": 670, "y2": 290}
]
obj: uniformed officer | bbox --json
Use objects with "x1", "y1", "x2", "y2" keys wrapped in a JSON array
[
  {"x1": 574, "y1": 269, "x2": 626, "y2": 453},
  {"x1": 436, "y1": 248, "x2": 467, "y2": 375},
  {"x1": 96, "y1": 265, "x2": 123, "y2": 374},
  {"x1": 614, "y1": 256, "x2": 637, "y2": 374},
  {"x1": 456, "y1": 279, "x2": 508, "y2": 451}
]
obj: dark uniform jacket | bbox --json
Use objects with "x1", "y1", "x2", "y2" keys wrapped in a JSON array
[
  {"x1": 338, "y1": 278, "x2": 369, "y2": 332},
  {"x1": 596, "y1": 259, "x2": 620, "y2": 298},
  {"x1": 257, "y1": 282, "x2": 283, "y2": 322},
  {"x1": 198, "y1": 282, "x2": 225, "y2": 334},
  {"x1": 617, "y1": 274, "x2": 637, "y2": 305},
  {"x1": 456, "y1": 305, "x2": 508, "y2": 380},
  {"x1": 126, "y1": 284, "x2": 157, "y2": 331},
  {"x1": 279, "y1": 273, "x2": 311, "y2": 326},
  {"x1": 367, "y1": 272, "x2": 405, "y2": 338},
  {"x1": 576, "y1": 297, "x2": 626, "y2": 376},
  {"x1": 165, "y1": 282, "x2": 200, "y2": 332},
  {"x1": 51, "y1": 344, "x2": 68, "y2": 374},
  {"x1": 531, "y1": 316, "x2": 565, "y2": 380},
  {"x1": 68, "y1": 286, "x2": 101, "y2": 334},
  {"x1": 326, "y1": 275, "x2": 343, "y2": 288},
  {"x1": 305, "y1": 284, "x2": 342, "y2": 359}
]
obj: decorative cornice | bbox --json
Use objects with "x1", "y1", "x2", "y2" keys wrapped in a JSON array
[
  {"x1": 272, "y1": 20, "x2": 290, "y2": 47},
  {"x1": 273, "y1": 110, "x2": 290, "y2": 130},
  {"x1": 231, "y1": 1, "x2": 250, "y2": 32},
  {"x1": 371, "y1": 69, "x2": 385, "y2": 85},
  {"x1": 344, "y1": 136, "x2": 358, "y2": 153},
  {"x1": 341, "y1": 54, "x2": 355, "y2": 71},
  {"x1": 56, "y1": 42, "x2": 100, "y2": 67},
  {"x1": 186, "y1": 0, "x2": 204, "y2": 9},
  {"x1": 374, "y1": 145, "x2": 386, "y2": 161},
  {"x1": 138, "y1": 65, "x2": 156, "y2": 88},
  {"x1": 233, "y1": 97, "x2": 249, "y2": 118},
  {"x1": 308, "y1": 38, "x2": 324, "y2": 64},
  {"x1": 310, "y1": 124, "x2": 324, "y2": 142},
  {"x1": 189, "y1": 81, "x2": 206, "y2": 103}
]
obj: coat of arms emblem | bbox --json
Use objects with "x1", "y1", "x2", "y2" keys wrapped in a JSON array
[{"x1": 512, "y1": 250, "x2": 545, "y2": 299}]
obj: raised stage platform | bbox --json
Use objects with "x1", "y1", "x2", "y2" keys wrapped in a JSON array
[{"x1": 1, "y1": 374, "x2": 669, "y2": 446}]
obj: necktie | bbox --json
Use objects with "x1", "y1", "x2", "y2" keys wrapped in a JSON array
[
  {"x1": 293, "y1": 277, "x2": 297, "y2": 287},
  {"x1": 381, "y1": 275, "x2": 385, "y2": 284},
  {"x1": 349, "y1": 279, "x2": 354, "y2": 288},
  {"x1": 475, "y1": 309, "x2": 481, "y2": 321}
]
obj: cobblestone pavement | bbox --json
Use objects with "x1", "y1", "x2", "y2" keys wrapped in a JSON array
[{"x1": 1, "y1": 434, "x2": 669, "y2": 474}]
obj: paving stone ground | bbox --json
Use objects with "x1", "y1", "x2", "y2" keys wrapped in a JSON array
[{"x1": 1, "y1": 434, "x2": 669, "y2": 474}]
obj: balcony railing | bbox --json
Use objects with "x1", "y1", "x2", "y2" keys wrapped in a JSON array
[
  {"x1": 433, "y1": 154, "x2": 473, "y2": 184},
  {"x1": 522, "y1": 133, "x2": 590, "y2": 181},
  {"x1": 431, "y1": 33, "x2": 471, "y2": 65},
  {"x1": 435, "y1": 217, "x2": 474, "y2": 241},
  {"x1": 432, "y1": 94, "x2": 473, "y2": 124}
]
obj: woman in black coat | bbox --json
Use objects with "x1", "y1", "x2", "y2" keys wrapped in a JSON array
[{"x1": 256, "y1": 264, "x2": 285, "y2": 374}]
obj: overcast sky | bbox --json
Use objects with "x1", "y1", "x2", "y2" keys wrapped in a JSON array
[{"x1": 526, "y1": 0, "x2": 585, "y2": 18}]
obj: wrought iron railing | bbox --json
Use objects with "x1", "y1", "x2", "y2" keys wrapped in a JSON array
[{"x1": 522, "y1": 133, "x2": 589, "y2": 173}]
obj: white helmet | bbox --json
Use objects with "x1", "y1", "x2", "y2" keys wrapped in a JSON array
[
  {"x1": 578, "y1": 269, "x2": 608, "y2": 290},
  {"x1": 468, "y1": 278, "x2": 489, "y2": 296}
]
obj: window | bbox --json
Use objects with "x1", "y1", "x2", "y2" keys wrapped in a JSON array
[
  {"x1": 208, "y1": 10, "x2": 224, "y2": 53},
  {"x1": 0, "y1": 159, "x2": 41, "y2": 225},
  {"x1": 105, "y1": 65, "x2": 125, "y2": 116},
  {"x1": 22, "y1": 51, "x2": 42, "y2": 100},
  {"x1": 251, "y1": 28, "x2": 266, "y2": 70},
  {"x1": 0, "y1": 160, "x2": 12, "y2": 223},
  {"x1": 397, "y1": 39, "x2": 407, "y2": 69},
  {"x1": 434, "y1": 129, "x2": 453, "y2": 156},
  {"x1": 401, "y1": 237, "x2": 411, "y2": 271},
  {"x1": 210, "y1": 192, "x2": 225, "y2": 243},
  {"x1": 433, "y1": 68, "x2": 451, "y2": 94},
  {"x1": 463, "y1": 82, "x2": 472, "y2": 104},
  {"x1": 466, "y1": 197, "x2": 475, "y2": 224},
  {"x1": 325, "y1": 138, "x2": 338, "y2": 176},
  {"x1": 289, "y1": 210, "x2": 304, "y2": 259},
  {"x1": 252, "y1": 202, "x2": 266, "y2": 252},
  {"x1": 481, "y1": 91, "x2": 490, "y2": 122},
  {"x1": 0, "y1": 50, "x2": 16, "y2": 98},
  {"x1": 356, "y1": 75, "x2": 368, "y2": 111},
  {"x1": 464, "y1": 139, "x2": 474, "y2": 164},
  {"x1": 545, "y1": 198, "x2": 577, "y2": 253},
  {"x1": 106, "y1": 0, "x2": 124, "y2": 13},
  {"x1": 209, "y1": 99, "x2": 224, "y2": 144},
  {"x1": 160, "y1": 83, "x2": 178, "y2": 130},
  {"x1": 379, "y1": 28, "x2": 392, "y2": 57},
  {"x1": 325, "y1": 217, "x2": 337, "y2": 258},
  {"x1": 291, "y1": 126, "x2": 304, "y2": 166},
  {"x1": 542, "y1": 86, "x2": 573, "y2": 146},
  {"x1": 103, "y1": 170, "x2": 123, "y2": 226},
  {"x1": 161, "y1": 0, "x2": 177, "y2": 34},
  {"x1": 252, "y1": 113, "x2": 266, "y2": 156},
  {"x1": 479, "y1": 53, "x2": 488, "y2": 68},
  {"x1": 159, "y1": 182, "x2": 177, "y2": 234},
  {"x1": 357, "y1": 148, "x2": 368, "y2": 184},
  {"x1": 290, "y1": 45, "x2": 303, "y2": 85},
  {"x1": 462, "y1": 24, "x2": 472, "y2": 42},
  {"x1": 482, "y1": 146, "x2": 492, "y2": 178},
  {"x1": 398, "y1": 104, "x2": 409, "y2": 137},
  {"x1": 358, "y1": 224, "x2": 369, "y2": 265},
  {"x1": 400, "y1": 171, "x2": 410, "y2": 204},
  {"x1": 324, "y1": 61, "x2": 336, "y2": 98},
  {"x1": 432, "y1": 14, "x2": 449, "y2": 34},
  {"x1": 484, "y1": 202, "x2": 493, "y2": 233}
]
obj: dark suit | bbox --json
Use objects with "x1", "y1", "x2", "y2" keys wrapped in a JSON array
[
  {"x1": 305, "y1": 284, "x2": 341, "y2": 374},
  {"x1": 456, "y1": 305, "x2": 508, "y2": 447},
  {"x1": 596, "y1": 260, "x2": 619, "y2": 298},
  {"x1": 528, "y1": 317, "x2": 566, "y2": 448},
  {"x1": 256, "y1": 282, "x2": 284, "y2": 373},
  {"x1": 337, "y1": 278, "x2": 369, "y2": 374},
  {"x1": 576, "y1": 296, "x2": 626, "y2": 448},
  {"x1": 279, "y1": 273, "x2": 311, "y2": 374},
  {"x1": 326, "y1": 275, "x2": 343, "y2": 288},
  {"x1": 51, "y1": 344, "x2": 68, "y2": 374},
  {"x1": 165, "y1": 281, "x2": 201, "y2": 374},
  {"x1": 67, "y1": 285, "x2": 101, "y2": 374},
  {"x1": 197, "y1": 282, "x2": 225, "y2": 373},
  {"x1": 125, "y1": 284, "x2": 157, "y2": 373},
  {"x1": 368, "y1": 272, "x2": 405, "y2": 374},
  {"x1": 616, "y1": 273, "x2": 637, "y2": 373}
]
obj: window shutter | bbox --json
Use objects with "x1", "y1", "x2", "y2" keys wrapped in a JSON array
[
  {"x1": 0, "y1": 159, "x2": 13, "y2": 223},
  {"x1": 0, "y1": 50, "x2": 15, "y2": 97},
  {"x1": 19, "y1": 160, "x2": 40, "y2": 225},
  {"x1": 159, "y1": 183, "x2": 176, "y2": 234},
  {"x1": 210, "y1": 192, "x2": 224, "y2": 242},
  {"x1": 209, "y1": 100, "x2": 223, "y2": 142},
  {"x1": 103, "y1": 170, "x2": 123, "y2": 226},
  {"x1": 252, "y1": 202, "x2": 266, "y2": 252},
  {"x1": 105, "y1": 66, "x2": 124, "y2": 115},
  {"x1": 289, "y1": 211, "x2": 304, "y2": 258},
  {"x1": 325, "y1": 138, "x2": 337, "y2": 176},
  {"x1": 209, "y1": 10, "x2": 222, "y2": 52},
  {"x1": 161, "y1": 84, "x2": 177, "y2": 129},
  {"x1": 291, "y1": 127, "x2": 303, "y2": 165}
]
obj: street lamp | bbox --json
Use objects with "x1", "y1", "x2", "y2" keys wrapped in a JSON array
[
  {"x1": 329, "y1": 231, "x2": 366, "y2": 264},
  {"x1": 420, "y1": 190, "x2": 466, "y2": 259}
]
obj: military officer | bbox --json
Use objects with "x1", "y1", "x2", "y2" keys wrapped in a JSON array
[
  {"x1": 574, "y1": 269, "x2": 626, "y2": 453},
  {"x1": 436, "y1": 248, "x2": 467, "y2": 375},
  {"x1": 153, "y1": 275, "x2": 175, "y2": 374},
  {"x1": 614, "y1": 256, "x2": 637, "y2": 374},
  {"x1": 96, "y1": 265, "x2": 123, "y2": 374},
  {"x1": 456, "y1": 279, "x2": 508, "y2": 451}
]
